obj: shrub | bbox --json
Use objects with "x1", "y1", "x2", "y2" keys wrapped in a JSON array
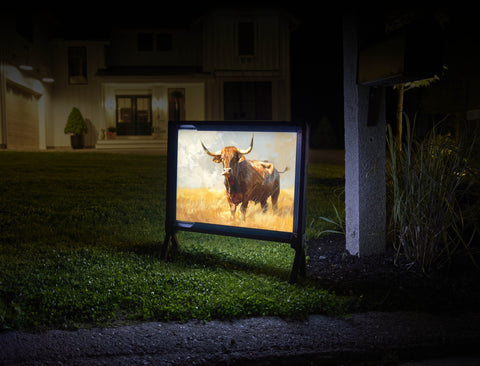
[
  {"x1": 64, "y1": 107, "x2": 88, "y2": 135},
  {"x1": 386, "y1": 116, "x2": 479, "y2": 272}
]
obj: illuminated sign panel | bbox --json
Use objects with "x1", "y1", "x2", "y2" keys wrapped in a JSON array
[{"x1": 163, "y1": 121, "x2": 309, "y2": 282}]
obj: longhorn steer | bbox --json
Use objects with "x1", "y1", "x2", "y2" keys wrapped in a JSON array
[{"x1": 201, "y1": 136, "x2": 288, "y2": 220}]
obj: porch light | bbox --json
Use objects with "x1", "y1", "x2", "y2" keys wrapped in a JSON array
[
  {"x1": 105, "y1": 97, "x2": 115, "y2": 110},
  {"x1": 152, "y1": 97, "x2": 163, "y2": 110}
]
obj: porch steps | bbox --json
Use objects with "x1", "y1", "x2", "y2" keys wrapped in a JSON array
[{"x1": 95, "y1": 137, "x2": 167, "y2": 153}]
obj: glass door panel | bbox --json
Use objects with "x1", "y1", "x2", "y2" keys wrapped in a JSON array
[
  {"x1": 117, "y1": 96, "x2": 133, "y2": 135},
  {"x1": 136, "y1": 96, "x2": 152, "y2": 135},
  {"x1": 116, "y1": 95, "x2": 152, "y2": 136}
]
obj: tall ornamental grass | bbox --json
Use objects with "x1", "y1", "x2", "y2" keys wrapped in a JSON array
[{"x1": 386, "y1": 117, "x2": 479, "y2": 272}]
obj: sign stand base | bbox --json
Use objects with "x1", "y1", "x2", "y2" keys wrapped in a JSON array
[{"x1": 161, "y1": 232, "x2": 178, "y2": 260}]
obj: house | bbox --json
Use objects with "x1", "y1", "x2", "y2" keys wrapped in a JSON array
[{"x1": 0, "y1": 6, "x2": 297, "y2": 151}]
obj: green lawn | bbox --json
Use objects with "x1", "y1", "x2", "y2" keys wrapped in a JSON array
[{"x1": 0, "y1": 151, "x2": 345, "y2": 331}]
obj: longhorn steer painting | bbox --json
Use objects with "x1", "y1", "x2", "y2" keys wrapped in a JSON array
[
  {"x1": 201, "y1": 135, "x2": 289, "y2": 220},
  {"x1": 176, "y1": 130, "x2": 296, "y2": 232}
]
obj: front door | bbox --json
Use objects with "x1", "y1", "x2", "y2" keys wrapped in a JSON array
[{"x1": 116, "y1": 95, "x2": 152, "y2": 136}]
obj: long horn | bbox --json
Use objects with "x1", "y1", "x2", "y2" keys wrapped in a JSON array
[
  {"x1": 201, "y1": 141, "x2": 221, "y2": 156},
  {"x1": 238, "y1": 135, "x2": 254, "y2": 155}
]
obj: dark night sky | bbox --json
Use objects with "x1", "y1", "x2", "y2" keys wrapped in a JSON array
[{"x1": 289, "y1": 8, "x2": 344, "y2": 132}]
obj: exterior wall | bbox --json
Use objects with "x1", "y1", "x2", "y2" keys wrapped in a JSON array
[
  {"x1": 50, "y1": 41, "x2": 107, "y2": 148},
  {"x1": 205, "y1": 76, "x2": 290, "y2": 121},
  {"x1": 185, "y1": 83, "x2": 205, "y2": 120},
  {"x1": 1, "y1": 7, "x2": 293, "y2": 149},
  {"x1": 101, "y1": 81, "x2": 205, "y2": 138},
  {"x1": 202, "y1": 10, "x2": 284, "y2": 72},
  {"x1": 202, "y1": 8, "x2": 292, "y2": 121},
  {"x1": 50, "y1": 25, "x2": 208, "y2": 146},
  {"x1": 106, "y1": 27, "x2": 202, "y2": 68},
  {"x1": 0, "y1": 11, "x2": 54, "y2": 150}
]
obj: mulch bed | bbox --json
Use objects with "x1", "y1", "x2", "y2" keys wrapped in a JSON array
[{"x1": 305, "y1": 234, "x2": 480, "y2": 313}]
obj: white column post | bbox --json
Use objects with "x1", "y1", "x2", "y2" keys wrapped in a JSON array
[{"x1": 343, "y1": 12, "x2": 386, "y2": 256}]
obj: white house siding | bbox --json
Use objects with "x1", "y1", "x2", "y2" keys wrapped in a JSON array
[
  {"x1": 184, "y1": 83, "x2": 206, "y2": 121},
  {"x1": 50, "y1": 41, "x2": 107, "y2": 148}
]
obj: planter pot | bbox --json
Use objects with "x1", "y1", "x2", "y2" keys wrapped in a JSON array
[{"x1": 70, "y1": 134, "x2": 85, "y2": 149}]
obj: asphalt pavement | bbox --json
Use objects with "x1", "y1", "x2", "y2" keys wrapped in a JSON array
[{"x1": 1, "y1": 311, "x2": 480, "y2": 365}]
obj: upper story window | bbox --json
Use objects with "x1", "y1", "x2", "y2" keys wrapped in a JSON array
[
  {"x1": 238, "y1": 22, "x2": 255, "y2": 56},
  {"x1": 137, "y1": 33, "x2": 173, "y2": 52},
  {"x1": 68, "y1": 47, "x2": 87, "y2": 85}
]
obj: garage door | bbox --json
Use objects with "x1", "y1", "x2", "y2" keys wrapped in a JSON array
[{"x1": 6, "y1": 82, "x2": 39, "y2": 149}]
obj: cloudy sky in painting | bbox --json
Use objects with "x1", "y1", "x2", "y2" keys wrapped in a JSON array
[{"x1": 177, "y1": 130, "x2": 297, "y2": 190}]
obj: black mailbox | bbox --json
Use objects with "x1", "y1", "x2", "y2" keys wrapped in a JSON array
[{"x1": 358, "y1": 19, "x2": 444, "y2": 86}]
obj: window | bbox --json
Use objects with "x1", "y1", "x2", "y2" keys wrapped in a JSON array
[
  {"x1": 137, "y1": 33, "x2": 154, "y2": 51},
  {"x1": 137, "y1": 33, "x2": 173, "y2": 52},
  {"x1": 238, "y1": 22, "x2": 255, "y2": 56},
  {"x1": 224, "y1": 82, "x2": 272, "y2": 120},
  {"x1": 68, "y1": 47, "x2": 87, "y2": 84}
]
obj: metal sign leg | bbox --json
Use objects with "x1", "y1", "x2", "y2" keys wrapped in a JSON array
[
  {"x1": 289, "y1": 236, "x2": 306, "y2": 284},
  {"x1": 161, "y1": 232, "x2": 179, "y2": 260}
]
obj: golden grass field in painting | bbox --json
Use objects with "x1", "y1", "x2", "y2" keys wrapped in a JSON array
[{"x1": 176, "y1": 187, "x2": 295, "y2": 232}]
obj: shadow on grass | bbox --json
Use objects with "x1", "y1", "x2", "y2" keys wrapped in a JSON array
[
  {"x1": 119, "y1": 240, "x2": 293, "y2": 282},
  {"x1": 177, "y1": 249, "x2": 292, "y2": 280}
]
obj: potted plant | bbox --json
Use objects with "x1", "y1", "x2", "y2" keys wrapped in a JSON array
[
  {"x1": 64, "y1": 107, "x2": 88, "y2": 149},
  {"x1": 107, "y1": 126, "x2": 116, "y2": 139}
]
